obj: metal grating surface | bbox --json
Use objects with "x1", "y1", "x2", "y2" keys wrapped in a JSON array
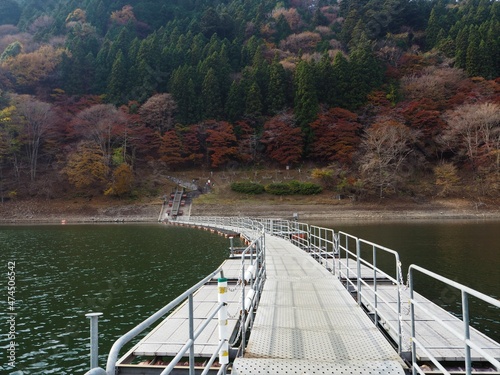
[
  {"x1": 360, "y1": 284, "x2": 500, "y2": 361},
  {"x1": 131, "y1": 284, "x2": 243, "y2": 357},
  {"x1": 231, "y1": 358, "x2": 405, "y2": 375},
  {"x1": 234, "y1": 234, "x2": 406, "y2": 374}
]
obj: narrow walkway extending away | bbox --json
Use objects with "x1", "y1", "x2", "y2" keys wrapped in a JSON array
[{"x1": 231, "y1": 234, "x2": 407, "y2": 375}]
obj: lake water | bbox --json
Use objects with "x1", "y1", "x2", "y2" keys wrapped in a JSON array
[
  {"x1": 0, "y1": 224, "x2": 233, "y2": 375},
  {"x1": 1, "y1": 220, "x2": 499, "y2": 374}
]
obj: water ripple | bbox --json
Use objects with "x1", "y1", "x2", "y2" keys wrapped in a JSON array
[{"x1": 1, "y1": 224, "x2": 228, "y2": 374}]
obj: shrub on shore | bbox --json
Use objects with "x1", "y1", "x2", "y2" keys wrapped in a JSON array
[
  {"x1": 230, "y1": 181, "x2": 265, "y2": 194},
  {"x1": 265, "y1": 180, "x2": 323, "y2": 195}
]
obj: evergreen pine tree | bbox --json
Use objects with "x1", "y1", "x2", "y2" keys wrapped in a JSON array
[
  {"x1": 245, "y1": 82, "x2": 263, "y2": 119},
  {"x1": 475, "y1": 0, "x2": 490, "y2": 23},
  {"x1": 63, "y1": 37, "x2": 88, "y2": 95},
  {"x1": 93, "y1": 43, "x2": 110, "y2": 94},
  {"x1": 217, "y1": 44, "x2": 232, "y2": 102},
  {"x1": 426, "y1": 7, "x2": 441, "y2": 49},
  {"x1": 454, "y1": 25, "x2": 469, "y2": 69},
  {"x1": 251, "y1": 45, "x2": 270, "y2": 114},
  {"x1": 349, "y1": 33, "x2": 382, "y2": 108},
  {"x1": 202, "y1": 68, "x2": 222, "y2": 119},
  {"x1": 486, "y1": 20, "x2": 500, "y2": 77},
  {"x1": 294, "y1": 60, "x2": 318, "y2": 130},
  {"x1": 466, "y1": 26, "x2": 481, "y2": 76},
  {"x1": 107, "y1": 50, "x2": 128, "y2": 104},
  {"x1": 225, "y1": 81, "x2": 245, "y2": 122},
  {"x1": 82, "y1": 53, "x2": 96, "y2": 94},
  {"x1": 127, "y1": 38, "x2": 141, "y2": 94},
  {"x1": 170, "y1": 66, "x2": 201, "y2": 124},
  {"x1": 268, "y1": 55, "x2": 287, "y2": 114},
  {"x1": 185, "y1": 78, "x2": 201, "y2": 124},
  {"x1": 340, "y1": 9, "x2": 360, "y2": 47},
  {"x1": 478, "y1": 39, "x2": 494, "y2": 79},
  {"x1": 109, "y1": 26, "x2": 134, "y2": 62},
  {"x1": 275, "y1": 14, "x2": 292, "y2": 43},
  {"x1": 317, "y1": 53, "x2": 336, "y2": 107},
  {"x1": 87, "y1": 0, "x2": 108, "y2": 34},
  {"x1": 332, "y1": 52, "x2": 350, "y2": 108}
]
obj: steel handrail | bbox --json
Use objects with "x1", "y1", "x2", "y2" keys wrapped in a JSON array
[
  {"x1": 176, "y1": 215, "x2": 267, "y2": 357},
  {"x1": 332, "y1": 231, "x2": 405, "y2": 353},
  {"x1": 103, "y1": 266, "x2": 223, "y2": 375},
  {"x1": 409, "y1": 264, "x2": 500, "y2": 375}
]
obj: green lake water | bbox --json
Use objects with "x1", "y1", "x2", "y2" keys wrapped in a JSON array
[
  {"x1": 1, "y1": 220, "x2": 499, "y2": 374},
  {"x1": 0, "y1": 224, "x2": 232, "y2": 374}
]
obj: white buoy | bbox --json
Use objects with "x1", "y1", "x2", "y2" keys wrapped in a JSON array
[
  {"x1": 244, "y1": 265, "x2": 256, "y2": 283},
  {"x1": 244, "y1": 288, "x2": 256, "y2": 311}
]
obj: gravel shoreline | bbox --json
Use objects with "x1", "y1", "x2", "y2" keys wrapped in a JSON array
[
  {"x1": 190, "y1": 203, "x2": 500, "y2": 222},
  {"x1": 1, "y1": 198, "x2": 499, "y2": 224}
]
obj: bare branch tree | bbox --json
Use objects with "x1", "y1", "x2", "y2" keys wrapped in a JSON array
[
  {"x1": 12, "y1": 95, "x2": 54, "y2": 181},
  {"x1": 441, "y1": 102, "x2": 500, "y2": 173},
  {"x1": 359, "y1": 118, "x2": 420, "y2": 197},
  {"x1": 139, "y1": 93, "x2": 177, "y2": 134},
  {"x1": 73, "y1": 104, "x2": 126, "y2": 166}
]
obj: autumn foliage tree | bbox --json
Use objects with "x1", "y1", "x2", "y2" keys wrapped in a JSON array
[
  {"x1": 1, "y1": 45, "x2": 64, "y2": 89},
  {"x1": 309, "y1": 108, "x2": 361, "y2": 165},
  {"x1": 399, "y1": 98, "x2": 447, "y2": 160},
  {"x1": 181, "y1": 125, "x2": 204, "y2": 167},
  {"x1": 434, "y1": 162, "x2": 460, "y2": 197},
  {"x1": 105, "y1": 163, "x2": 134, "y2": 197},
  {"x1": 64, "y1": 141, "x2": 108, "y2": 191},
  {"x1": 234, "y1": 120, "x2": 257, "y2": 164},
  {"x1": 206, "y1": 121, "x2": 238, "y2": 168},
  {"x1": 159, "y1": 128, "x2": 185, "y2": 169},
  {"x1": 261, "y1": 112, "x2": 304, "y2": 166}
]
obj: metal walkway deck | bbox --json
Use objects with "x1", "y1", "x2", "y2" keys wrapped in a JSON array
[
  {"x1": 361, "y1": 284, "x2": 500, "y2": 362},
  {"x1": 232, "y1": 234, "x2": 407, "y2": 375}
]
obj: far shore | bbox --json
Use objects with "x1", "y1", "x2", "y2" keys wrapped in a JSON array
[{"x1": 1, "y1": 197, "x2": 499, "y2": 224}]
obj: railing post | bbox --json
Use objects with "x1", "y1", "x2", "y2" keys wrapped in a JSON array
[
  {"x1": 356, "y1": 238, "x2": 361, "y2": 305},
  {"x1": 462, "y1": 290, "x2": 472, "y2": 375},
  {"x1": 85, "y1": 312, "x2": 103, "y2": 370},
  {"x1": 188, "y1": 294, "x2": 195, "y2": 375},
  {"x1": 229, "y1": 236, "x2": 234, "y2": 257},
  {"x1": 372, "y1": 245, "x2": 378, "y2": 326},
  {"x1": 218, "y1": 277, "x2": 229, "y2": 366},
  {"x1": 396, "y1": 258, "x2": 403, "y2": 355},
  {"x1": 332, "y1": 232, "x2": 336, "y2": 276},
  {"x1": 409, "y1": 268, "x2": 417, "y2": 375},
  {"x1": 240, "y1": 258, "x2": 246, "y2": 356}
]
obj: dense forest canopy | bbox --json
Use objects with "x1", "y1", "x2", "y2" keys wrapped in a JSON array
[{"x1": 0, "y1": 0, "x2": 498, "y2": 201}]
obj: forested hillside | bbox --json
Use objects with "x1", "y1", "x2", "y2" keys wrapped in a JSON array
[{"x1": 0, "y1": 0, "x2": 498, "y2": 201}]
